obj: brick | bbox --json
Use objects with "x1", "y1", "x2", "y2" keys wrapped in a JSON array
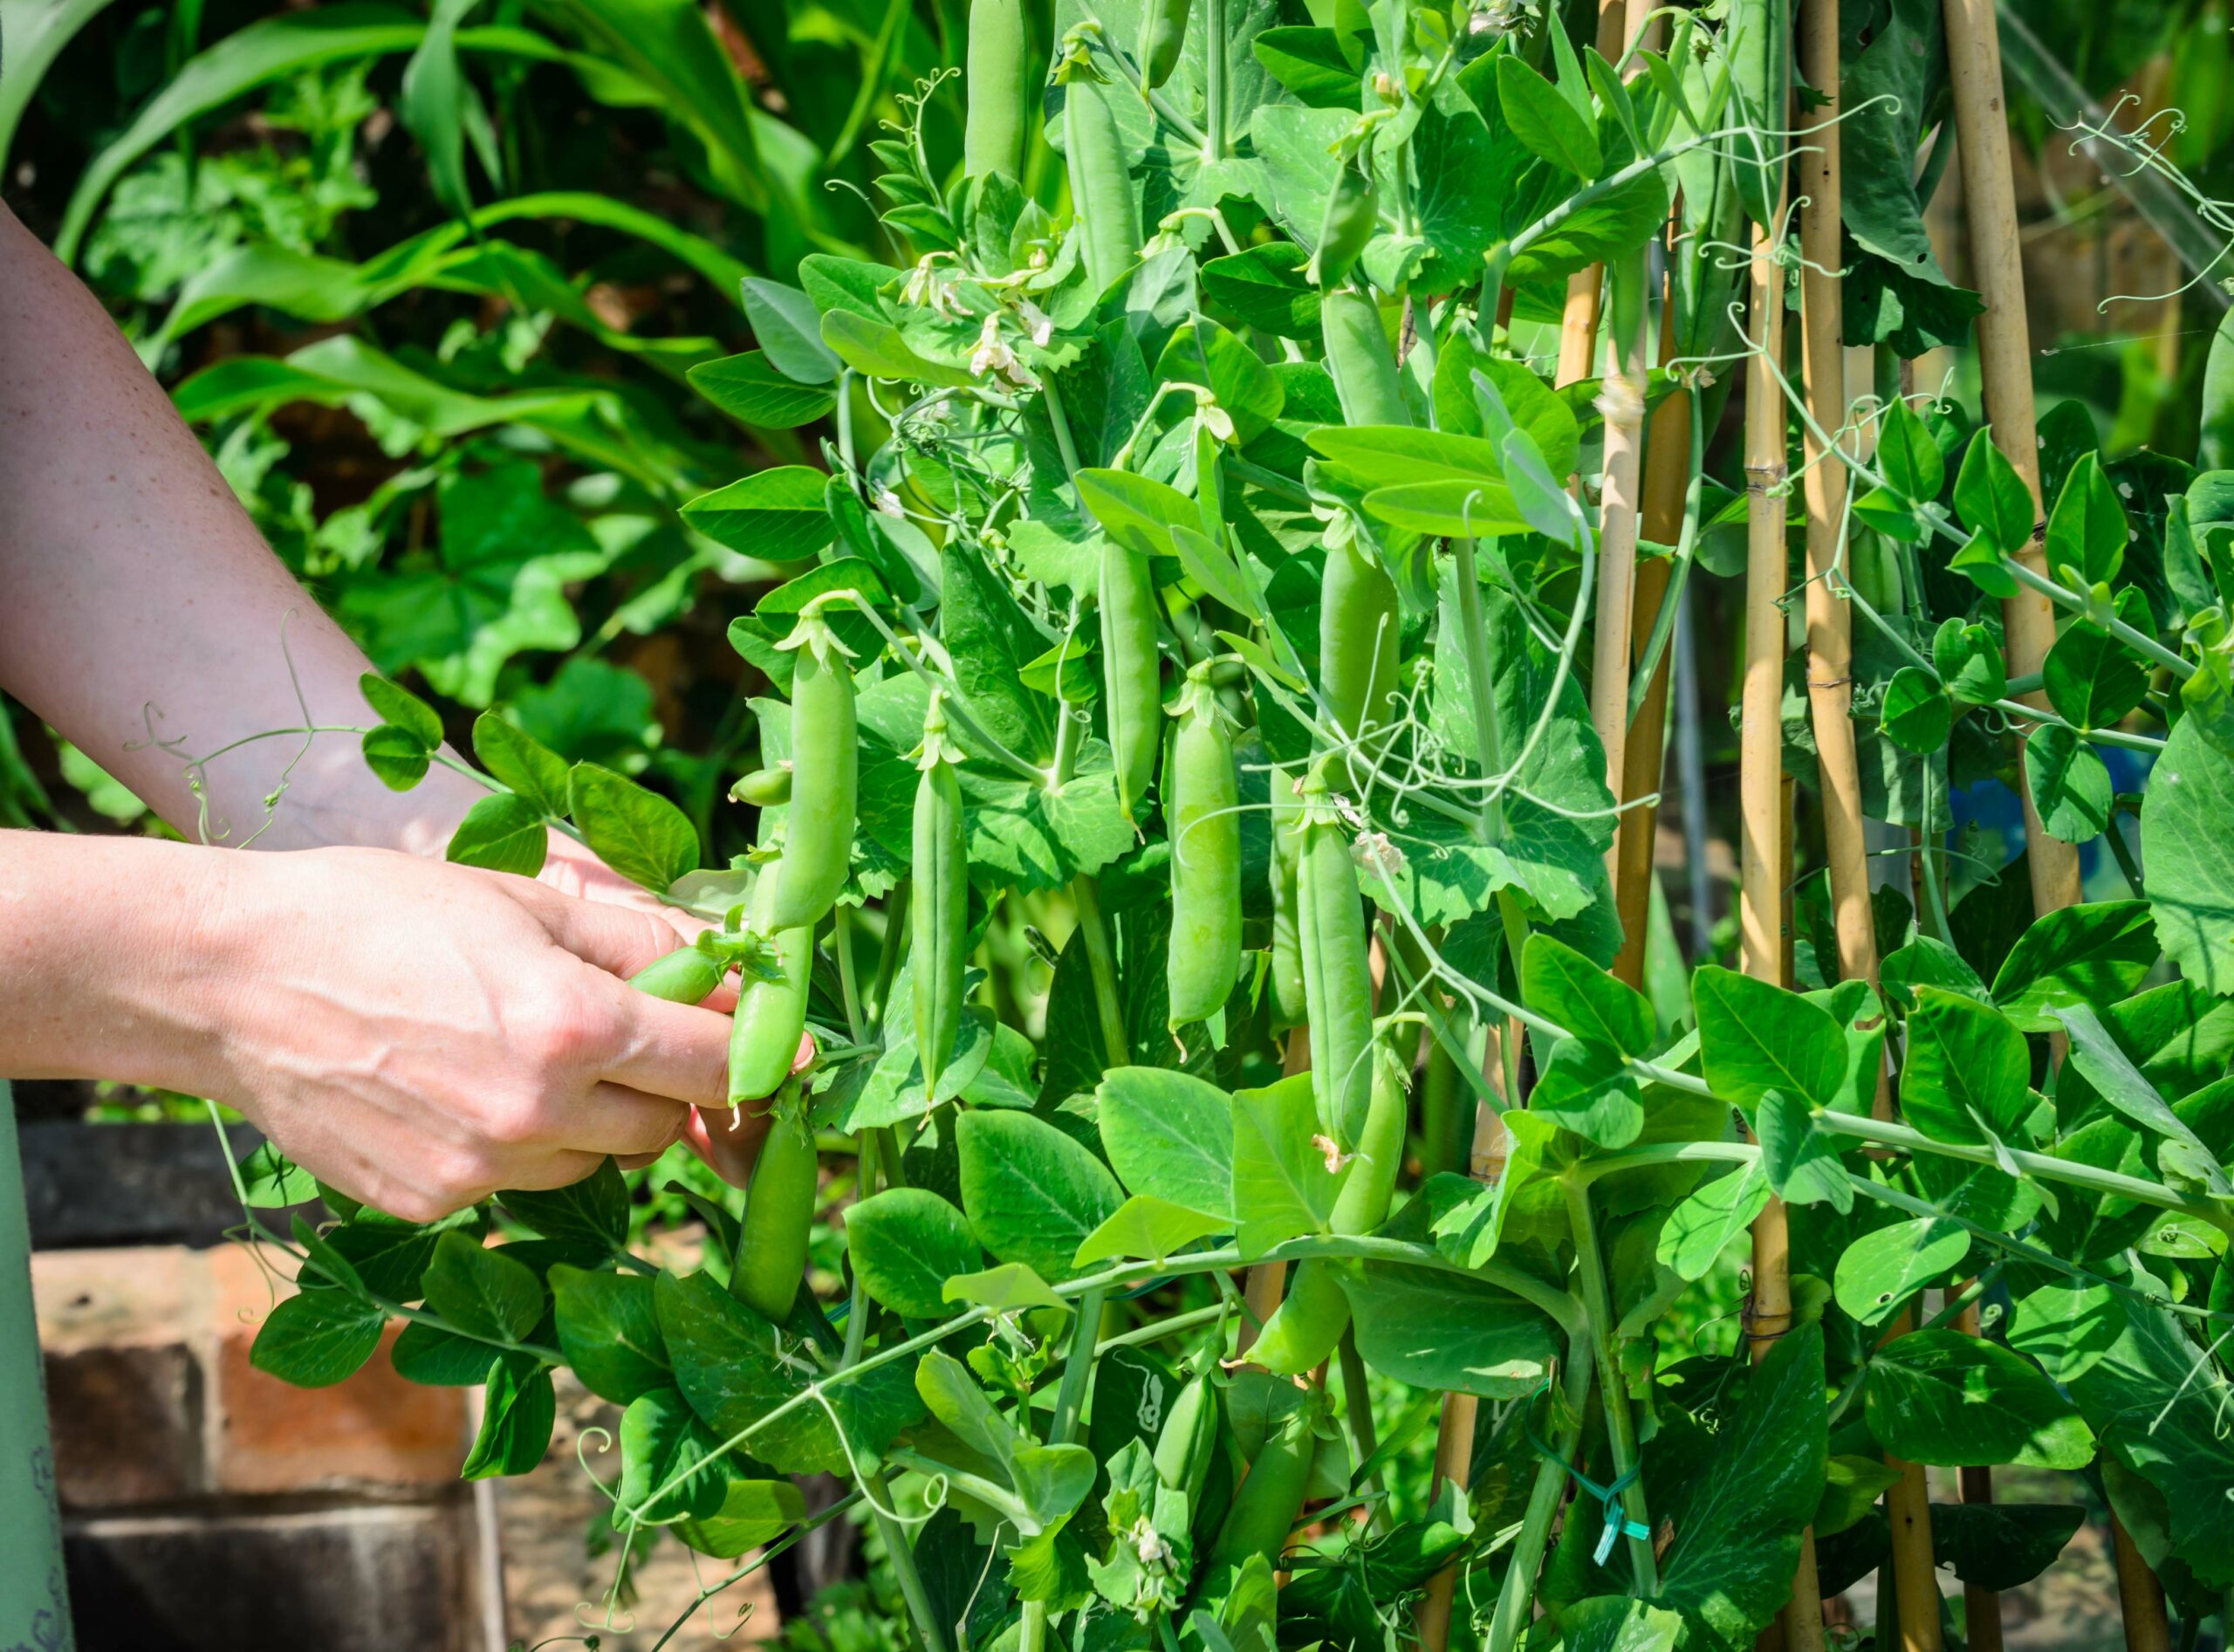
[
  {"x1": 34, "y1": 1247, "x2": 202, "y2": 1508},
  {"x1": 205, "y1": 1240, "x2": 468, "y2": 1495},
  {"x1": 65, "y1": 1504, "x2": 477, "y2": 1651}
]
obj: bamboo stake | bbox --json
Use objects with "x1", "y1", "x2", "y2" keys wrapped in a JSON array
[
  {"x1": 1551, "y1": 0, "x2": 1626, "y2": 388},
  {"x1": 1614, "y1": 297, "x2": 1690, "y2": 987},
  {"x1": 1795, "y1": 2, "x2": 1935, "y2": 1647},
  {"x1": 1940, "y1": 0, "x2": 2083, "y2": 922},
  {"x1": 1742, "y1": 191, "x2": 1826, "y2": 1652},
  {"x1": 1952, "y1": 1298, "x2": 2004, "y2": 1652},
  {"x1": 2111, "y1": 1518, "x2": 2173, "y2": 1652}
]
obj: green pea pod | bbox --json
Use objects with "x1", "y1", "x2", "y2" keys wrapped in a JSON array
[
  {"x1": 730, "y1": 766, "x2": 791, "y2": 806},
  {"x1": 1136, "y1": 0, "x2": 1190, "y2": 89},
  {"x1": 1319, "y1": 533, "x2": 1400, "y2": 742},
  {"x1": 965, "y1": 0, "x2": 1034, "y2": 181},
  {"x1": 1204, "y1": 1388, "x2": 1323, "y2": 1579},
  {"x1": 627, "y1": 943, "x2": 725, "y2": 1005},
  {"x1": 1099, "y1": 537, "x2": 1162, "y2": 819},
  {"x1": 912, "y1": 694, "x2": 970, "y2": 1095},
  {"x1": 1166, "y1": 666, "x2": 1240, "y2": 1030},
  {"x1": 1267, "y1": 765, "x2": 1307, "y2": 1032},
  {"x1": 1250, "y1": 1037, "x2": 1408, "y2": 1375},
  {"x1": 1305, "y1": 160, "x2": 1378, "y2": 290},
  {"x1": 730, "y1": 868, "x2": 813, "y2": 1105},
  {"x1": 730, "y1": 1084, "x2": 819, "y2": 1323},
  {"x1": 1319, "y1": 290, "x2": 1409, "y2": 428},
  {"x1": 1152, "y1": 1361, "x2": 1219, "y2": 1491},
  {"x1": 768, "y1": 620, "x2": 858, "y2": 933},
  {"x1": 1296, "y1": 764, "x2": 1374, "y2": 1148},
  {"x1": 1065, "y1": 76, "x2": 1142, "y2": 297}
]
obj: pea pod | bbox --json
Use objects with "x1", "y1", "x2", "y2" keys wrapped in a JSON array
[
  {"x1": 1203, "y1": 1388, "x2": 1324, "y2": 1580},
  {"x1": 912, "y1": 693, "x2": 970, "y2": 1094},
  {"x1": 1151, "y1": 1352, "x2": 1220, "y2": 1491},
  {"x1": 1305, "y1": 159, "x2": 1379, "y2": 291},
  {"x1": 1319, "y1": 290, "x2": 1408, "y2": 428},
  {"x1": 1099, "y1": 537, "x2": 1162, "y2": 819},
  {"x1": 1319, "y1": 531, "x2": 1400, "y2": 742},
  {"x1": 1136, "y1": 0, "x2": 1190, "y2": 89},
  {"x1": 730, "y1": 1080, "x2": 819, "y2": 1323},
  {"x1": 1295, "y1": 762, "x2": 1375, "y2": 1148},
  {"x1": 1166, "y1": 665, "x2": 1240, "y2": 1030},
  {"x1": 964, "y1": 0, "x2": 1034, "y2": 181},
  {"x1": 730, "y1": 766, "x2": 791, "y2": 806},
  {"x1": 1065, "y1": 76, "x2": 1142, "y2": 296},
  {"x1": 628, "y1": 943, "x2": 725, "y2": 1005},
  {"x1": 730, "y1": 867, "x2": 813, "y2": 1105},
  {"x1": 1267, "y1": 765, "x2": 1307, "y2": 1032},
  {"x1": 768, "y1": 617, "x2": 858, "y2": 933},
  {"x1": 1249, "y1": 1035, "x2": 1408, "y2": 1375}
]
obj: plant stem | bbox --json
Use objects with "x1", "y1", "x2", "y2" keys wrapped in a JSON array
[
  {"x1": 1561, "y1": 1175, "x2": 1657, "y2": 1592},
  {"x1": 1336, "y1": 1327, "x2": 1386, "y2": 1529},
  {"x1": 1483, "y1": 1326, "x2": 1596, "y2": 1652},
  {"x1": 1070, "y1": 873, "x2": 1130, "y2": 1066},
  {"x1": 1052, "y1": 1285, "x2": 1108, "y2": 1445}
]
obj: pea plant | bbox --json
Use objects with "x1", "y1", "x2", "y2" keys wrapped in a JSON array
[{"x1": 223, "y1": 0, "x2": 2234, "y2": 1644}]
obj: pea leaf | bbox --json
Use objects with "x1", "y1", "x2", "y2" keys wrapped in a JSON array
[
  {"x1": 2023, "y1": 725, "x2": 2114, "y2": 844},
  {"x1": 1691, "y1": 965, "x2": 1847, "y2": 1113},
  {"x1": 250, "y1": 1288, "x2": 387, "y2": 1388},
  {"x1": 2043, "y1": 623, "x2": 2148, "y2": 730},
  {"x1": 689, "y1": 350, "x2": 837, "y2": 428},
  {"x1": 1901, "y1": 988, "x2": 2032, "y2": 1149},
  {"x1": 360, "y1": 674, "x2": 443, "y2": 747},
  {"x1": 1991, "y1": 901, "x2": 2159, "y2": 1032},
  {"x1": 742, "y1": 278, "x2": 842, "y2": 382},
  {"x1": 2142, "y1": 714, "x2": 2234, "y2": 994},
  {"x1": 2046, "y1": 452, "x2": 2128, "y2": 587},
  {"x1": 1832, "y1": 1217, "x2": 1968, "y2": 1326},
  {"x1": 1953, "y1": 429, "x2": 2036, "y2": 554},
  {"x1": 1878, "y1": 666, "x2": 1953, "y2": 755},
  {"x1": 1096, "y1": 1066, "x2": 1236, "y2": 1221},
  {"x1": 1655, "y1": 1162, "x2": 1771, "y2": 1281},
  {"x1": 1496, "y1": 55, "x2": 1600, "y2": 179},
  {"x1": 1072, "y1": 1196, "x2": 1229, "y2": 1266},
  {"x1": 569, "y1": 762, "x2": 699, "y2": 891},
  {"x1": 1523, "y1": 932, "x2": 1653, "y2": 1055},
  {"x1": 1230, "y1": 1072, "x2": 1342, "y2": 1258},
  {"x1": 501, "y1": 1160, "x2": 628, "y2": 1251},
  {"x1": 677, "y1": 1477, "x2": 809, "y2": 1559},
  {"x1": 461, "y1": 1353, "x2": 556, "y2": 1479},
  {"x1": 445, "y1": 791, "x2": 548, "y2": 874},
  {"x1": 681, "y1": 465, "x2": 836, "y2": 560},
  {"x1": 551, "y1": 1265, "x2": 671, "y2": 1404},
  {"x1": 846, "y1": 1189, "x2": 983, "y2": 1319},
  {"x1": 471, "y1": 711, "x2": 571, "y2": 817},
  {"x1": 421, "y1": 1230, "x2": 545, "y2": 1343},
  {"x1": 1866, "y1": 1328, "x2": 2094, "y2": 1470},
  {"x1": 362, "y1": 723, "x2": 432, "y2": 791},
  {"x1": 1340, "y1": 1265, "x2": 1558, "y2": 1397},
  {"x1": 956, "y1": 1111, "x2": 1125, "y2": 1283}
]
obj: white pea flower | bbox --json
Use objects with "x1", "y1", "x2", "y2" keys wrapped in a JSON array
[
  {"x1": 1018, "y1": 299, "x2": 1056, "y2": 346},
  {"x1": 971, "y1": 313, "x2": 1035, "y2": 388},
  {"x1": 874, "y1": 488, "x2": 906, "y2": 518}
]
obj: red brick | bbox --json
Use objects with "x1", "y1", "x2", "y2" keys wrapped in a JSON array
[
  {"x1": 205, "y1": 1240, "x2": 468, "y2": 1495},
  {"x1": 34, "y1": 1248, "x2": 202, "y2": 1508}
]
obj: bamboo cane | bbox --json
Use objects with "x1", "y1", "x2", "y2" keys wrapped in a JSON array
[
  {"x1": 1742, "y1": 197, "x2": 1826, "y2": 1652},
  {"x1": 1614, "y1": 295, "x2": 1690, "y2": 987},
  {"x1": 1940, "y1": 0, "x2": 2083, "y2": 922},
  {"x1": 1794, "y1": 2, "x2": 1936, "y2": 1647},
  {"x1": 1552, "y1": 0, "x2": 1627, "y2": 387}
]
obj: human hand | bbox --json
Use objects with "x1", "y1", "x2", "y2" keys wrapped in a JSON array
[{"x1": 186, "y1": 845, "x2": 781, "y2": 1221}]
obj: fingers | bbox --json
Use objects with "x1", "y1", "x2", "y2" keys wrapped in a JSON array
[
  {"x1": 504, "y1": 873, "x2": 689, "y2": 980},
  {"x1": 489, "y1": 1146, "x2": 612, "y2": 1194},
  {"x1": 552, "y1": 1082, "x2": 693, "y2": 1160},
  {"x1": 598, "y1": 985, "x2": 735, "y2": 1111},
  {"x1": 682, "y1": 1103, "x2": 770, "y2": 1187}
]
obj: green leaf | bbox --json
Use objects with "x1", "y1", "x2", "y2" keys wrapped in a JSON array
[
  {"x1": 942, "y1": 1263, "x2": 1066, "y2": 1313},
  {"x1": 689, "y1": 351, "x2": 837, "y2": 428},
  {"x1": 1832, "y1": 1217, "x2": 1968, "y2": 1326},
  {"x1": 1251, "y1": 26, "x2": 1363, "y2": 107},
  {"x1": 956, "y1": 1111, "x2": 1125, "y2": 1284},
  {"x1": 1953, "y1": 430, "x2": 2036, "y2": 554},
  {"x1": 1932, "y1": 619, "x2": 2007, "y2": 706},
  {"x1": 1200, "y1": 243, "x2": 1321, "y2": 339},
  {"x1": 461, "y1": 1353, "x2": 555, "y2": 1479},
  {"x1": 1561, "y1": 1598, "x2": 1683, "y2": 1652},
  {"x1": 250, "y1": 1288, "x2": 387, "y2": 1388},
  {"x1": 360, "y1": 674, "x2": 443, "y2": 747},
  {"x1": 1931, "y1": 1503, "x2": 2086, "y2": 1591},
  {"x1": 238, "y1": 1141, "x2": 319, "y2": 1208},
  {"x1": 1652, "y1": 1324, "x2": 1828, "y2": 1646},
  {"x1": 1877, "y1": 398, "x2": 1945, "y2": 501},
  {"x1": 470, "y1": 711, "x2": 571, "y2": 818},
  {"x1": 846, "y1": 1189, "x2": 983, "y2": 1319},
  {"x1": 1523, "y1": 932, "x2": 1653, "y2": 1055},
  {"x1": 1902, "y1": 987, "x2": 2032, "y2": 1148},
  {"x1": 2046, "y1": 453, "x2": 2128, "y2": 587},
  {"x1": 1866, "y1": 1328, "x2": 2094, "y2": 1470},
  {"x1": 1074, "y1": 1196, "x2": 1230, "y2": 1267},
  {"x1": 819, "y1": 309, "x2": 975, "y2": 387},
  {"x1": 501, "y1": 1158, "x2": 628, "y2": 1251},
  {"x1": 390, "y1": 1320, "x2": 501, "y2": 1386},
  {"x1": 658, "y1": 1269, "x2": 923, "y2": 1475},
  {"x1": 2051, "y1": 1001, "x2": 2229, "y2": 1190},
  {"x1": 1991, "y1": 901, "x2": 2159, "y2": 1032},
  {"x1": 1878, "y1": 666, "x2": 1953, "y2": 755},
  {"x1": 1075, "y1": 470, "x2": 1195, "y2": 560},
  {"x1": 1756, "y1": 1090, "x2": 1853, "y2": 1211},
  {"x1": 1814, "y1": 1456, "x2": 1906, "y2": 1538},
  {"x1": 1655, "y1": 1162, "x2": 1771, "y2": 1281},
  {"x1": 1527, "y1": 1037, "x2": 1644, "y2": 1149},
  {"x1": 1340, "y1": 1265, "x2": 1559, "y2": 1397},
  {"x1": 361, "y1": 723, "x2": 432, "y2": 791},
  {"x1": 680, "y1": 466, "x2": 836, "y2": 561},
  {"x1": 741, "y1": 278, "x2": 841, "y2": 382},
  {"x1": 1095, "y1": 1066, "x2": 1236, "y2": 1220},
  {"x1": 1496, "y1": 55, "x2": 1600, "y2": 179},
  {"x1": 445, "y1": 791, "x2": 548, "y2": 874},
  {"x1": 1230, "y1": 1072, "x2": 1342, "y2": 1258},
  {"x1": 617, "y1": 1385, "x2": 729, "y2": 1521},
  {"x1": 569, "y1": 762, "x2": 699, "y2": 891},
  {"x1": 421, "y1": 1230, "x2": 544, "y2": 1343},
  {"x1": 2143, "y1": 714, "x2": 2234, "y2": 994},
  {"x1": 551, "y1": 1265, "x2": 671, "y2": 1404},
  {"x1": 676, "y1": 1477, "x2": 809, "y2": 1559},
  {"x1": 2043, "y1": 623, "x2": 2148, "y2": 730},
  {"x1": 2023, "y1": 725, "x2": 2114, "y2": 844},
  {"x1": 1691, "y1": 965, "x2": 1847, "y2": 1113}
]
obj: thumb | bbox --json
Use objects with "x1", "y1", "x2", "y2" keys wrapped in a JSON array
[{"x1": 499, "y1": 874, "x2": 688, "y2": 980}]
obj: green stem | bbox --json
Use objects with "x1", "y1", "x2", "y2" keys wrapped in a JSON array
[
  {"x1": 867, "y1": 1470, "x2": 950, "y2": 1652},
  {"x1": 834, "y1": 902, "x2": 868, "y2": 1044},
  {"x1": 1563, "y1": 1176, "x2": 1657, "y2": 1593},
  {"x1": 1052, "y1": 1285, "x2": 1109, "y2": 1445},
  {"x1": 2000, "y1": 556, "x2": 2194, "y2": 680},
  {"x1": 1337, "y1": 1326, "x2": 1388, "y2": 1531},
  {"x1": 869, "y1": 878, "x2": 911, "y2": 1038},
  {"x1": 1070, "y1": 874, "x2": 1131, "y2": 1066},
  {"x1": 1484, "y1": 1326, "x2": 1594, "y2": 1652},
  {"x1": 1454, "y1": 536, "x2": 1505, "y2": 846}
]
